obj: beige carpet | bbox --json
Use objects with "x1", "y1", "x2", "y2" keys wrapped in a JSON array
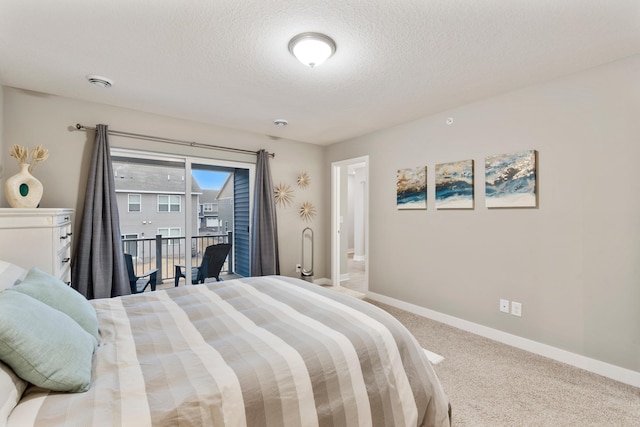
[
  {"x1": 369, "y1": 300, "x2": 640, "y2": 427},
  {"x1": 324, "y1": 285, "x2": 366, "y2": 299}
]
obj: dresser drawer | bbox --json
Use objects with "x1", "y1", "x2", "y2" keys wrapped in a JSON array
[
  {"x1": 56, "y1": 222, "x2": 73, "y2": 251},
  {"x1": 0, "y1": 208, "x2": 74, "y2": 282},
  {"x1": 56, "y1": 245, "x2": 72, "y2": 284},
  {"x1": 56, "y1": 212, "x2": 72, "y2": 226}
]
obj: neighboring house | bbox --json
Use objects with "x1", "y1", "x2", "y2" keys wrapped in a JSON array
[
  {"x1": 113, "y1": 161, "x2": 201, "y2": 258},
  {"x1": 197, "y1": 175, "x2": 234, "y2": 235},
  {"x1": 198, "y1": 189, "x2": 221, "y2": 232},
  {"x1": 216, "y1": 174, "x2": 234, "y2": 236}
]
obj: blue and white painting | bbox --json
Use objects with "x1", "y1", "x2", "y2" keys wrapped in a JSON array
[
  {"x1": 435, "y1": 160, "x2": 474, "y2": 209},
  {"x1": 485, "y1": 150, "x2": 537, "y2": 208},
  {"x1": 397, "y1": 166, "x2": 426, "y2": 209}
]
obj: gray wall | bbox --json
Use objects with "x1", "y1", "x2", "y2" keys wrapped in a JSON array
[
  {"x1": 1, "y1": 87, "x2": 326, "y2": 279},
  {"x1": 325, "y1": 55, "x2": 640, "y2": 373}
]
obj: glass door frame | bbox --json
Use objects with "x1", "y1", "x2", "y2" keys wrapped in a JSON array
[{"x1": 111, "y1": 147, "x2": 255, "y2": 281}]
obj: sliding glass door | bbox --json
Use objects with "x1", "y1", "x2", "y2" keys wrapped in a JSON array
[{"x1": 112, "y1": 149, "x2": 253, "y2": 287}]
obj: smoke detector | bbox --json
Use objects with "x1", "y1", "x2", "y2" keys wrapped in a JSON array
[
  {"x1": 86, "y1": 75, "x2": 113, "y2": 88},
  {"x1": 273, "y1": 119, "x2": 288, "y2": 127}
]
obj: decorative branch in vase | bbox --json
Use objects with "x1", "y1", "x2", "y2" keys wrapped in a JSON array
[{"x1": 4, "y1": 144, "x2": 48, "y2": 208}]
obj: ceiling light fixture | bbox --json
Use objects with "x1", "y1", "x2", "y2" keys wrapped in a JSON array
[
  {"x1": 288, "y1": 32, "x2": 336, "y2": 68},
  {"x1": 274, "y1": 119, "x2": 288, "y2": 127},
  {"x1": 86, "y1": 75, "x2": 113, "y2": 88}
]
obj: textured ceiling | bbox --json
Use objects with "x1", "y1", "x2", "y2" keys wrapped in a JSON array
[{"x1": 0, "y1": 1, "x2": 638, "y2": 145}]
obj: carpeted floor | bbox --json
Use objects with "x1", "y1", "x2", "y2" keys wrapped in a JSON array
[{"x1": 369, "y1": 300, "x2": 640, "y2": 427}]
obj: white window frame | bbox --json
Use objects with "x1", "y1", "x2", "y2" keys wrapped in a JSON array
[
  {"x1": 122, "y1": 233, "x2": 139, "y2": 257},
  {"x1": 128, "y1": 194, "x2": 141, "y2": 212},
  {"x1": 157, "y1": 227, "x2": 181, "y2": 245},
  {"x1": 111, "y1": 147, "x2": 254, "y2": 276},
  {"x1": 158, "y1": 195, "x2": 181, "y2": 212}
]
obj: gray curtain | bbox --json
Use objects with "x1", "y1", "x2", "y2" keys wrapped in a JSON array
[
  {"x1": 72, "y1": 124, "x2": 130, "y2": 299},
  {"x1": 250, "y1": 149, "x2": 280, "y2": 276}
]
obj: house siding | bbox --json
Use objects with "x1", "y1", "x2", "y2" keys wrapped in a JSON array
[{"x1": 233, "y1": 168, "x2": 250, "y2": 277}]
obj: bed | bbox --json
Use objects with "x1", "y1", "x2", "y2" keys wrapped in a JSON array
[{"x1": 0, "y1": 261, "x2": 450, "y2": 427}]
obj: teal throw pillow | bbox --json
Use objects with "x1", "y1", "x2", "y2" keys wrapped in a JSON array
[
  {"x1": 0, "y1": 291, "x2": 96, "y2": 392},
  {"x1": 9, "y1": 267, "x2": 99, "y2": 341}
]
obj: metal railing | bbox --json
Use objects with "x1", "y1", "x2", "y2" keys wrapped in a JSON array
[{"x1": 123, "y1": 231, "x2": 233, "y2": 282}]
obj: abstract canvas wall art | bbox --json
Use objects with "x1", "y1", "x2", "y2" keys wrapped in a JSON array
[
  {"x1": 397, "y1": 166, "x2": 426, "y2": 209},
  {"x1": 485, "y1": 150, "x2": 537, "y2": 208},
  {"x1": 435, "y1": 160, "x2": 474, "y2": 209}
]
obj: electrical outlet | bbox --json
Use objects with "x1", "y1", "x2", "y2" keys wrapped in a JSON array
[
  {"x1": 295, "y1": 264, "x2": 302, "y2": 273},
  {"x1": 499, "y1": 299, "x2": 510, "y2": 313},
  {"x1": 511, "y1": 302, "x2": 522, "y2": 317}
]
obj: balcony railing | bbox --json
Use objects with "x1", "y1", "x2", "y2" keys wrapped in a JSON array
[{"x1": 123, "y1": 231, "x2": 233, "y2": 283}]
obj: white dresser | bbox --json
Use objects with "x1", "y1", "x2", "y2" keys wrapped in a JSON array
[{"x1": 0, "y1": 208, "x2": 74, "y2": 284}]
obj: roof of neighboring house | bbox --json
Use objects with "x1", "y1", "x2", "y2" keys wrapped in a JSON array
[
  {"x1": 217, "y1": 174, "x2": 234, "y2": 200},
  {"x1": 113, "y1": 162, "x2": 202, "y2": 194},
  {"x1": 200, "y1": 189, "x2": 220, "y2": 204}
]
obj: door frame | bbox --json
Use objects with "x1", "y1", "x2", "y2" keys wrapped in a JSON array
[
  {"x1": 331, "y1": 156, "x2": 369, "y2": 290},
  {"x1": 111, "y1": 148, "x2": 254, "y2": 278}
]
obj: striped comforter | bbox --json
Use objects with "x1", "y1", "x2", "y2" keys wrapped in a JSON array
[{"x1": 8, "y1": 276, "x2": 450, "y2": 427}]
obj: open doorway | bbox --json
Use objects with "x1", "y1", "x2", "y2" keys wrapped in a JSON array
[{"x1": 331, "y1": 156, "x2": 369, "y2": 293}]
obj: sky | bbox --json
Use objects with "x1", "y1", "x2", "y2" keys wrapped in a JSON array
[{"x1": 192, "y1": 170, "x2": 229, "y2": 190}]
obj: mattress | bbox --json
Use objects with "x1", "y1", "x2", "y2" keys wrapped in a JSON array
[{"x1": 7, "y1": 275, "x2": 450, "y2": 426}]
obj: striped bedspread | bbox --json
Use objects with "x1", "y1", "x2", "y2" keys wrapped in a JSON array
[{"x1": 8, "y1": 276, "x2": 450, "y2": 427}]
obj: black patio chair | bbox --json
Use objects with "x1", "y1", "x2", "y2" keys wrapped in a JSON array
[
  {"x1": 124, "y1": 253, "x2": 158, "y2": 294},
  {"x1": 174, "y1": 243, "x2": 231, "y2": 286}
]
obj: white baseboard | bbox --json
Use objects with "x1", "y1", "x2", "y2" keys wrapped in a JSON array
[{"x1": 367, "y1": 291, "x2": 640, "y2": 389}]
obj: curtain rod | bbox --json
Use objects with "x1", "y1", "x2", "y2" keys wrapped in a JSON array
[{"x1": 73, "y1": 124, "x2": 274, "y2": 158}]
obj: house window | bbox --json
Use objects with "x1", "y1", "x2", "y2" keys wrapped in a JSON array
[
  {"x1": 128, "y1": 194, "x2": 141, "y2": 212},
  {"x1": 157, "y1": 227, "x2": 181, "y2": 245},
  {"x1": 158, "y1": 195, "x2": 181, "y2": 212},
  {"x1": 122, "y1": 233, "x2": 139, "y2": 257},
  {"x1": 203, "y1": 203, "x2": 214, "y2": 212}
]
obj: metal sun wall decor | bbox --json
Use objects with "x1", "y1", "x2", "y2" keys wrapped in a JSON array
[
  {"x1": 397, "y1": 166, "x2": 427, "y2": 209},
  {"x1": 299, "y1": 201, "x2": 316, "y2": 221},
  {"x1": 435, "y1": 160, "x2": 474, "y2": 209},
  {"x1": 485, "y1": 149, "x2": 537, "y2": 208},
  {"x1": 297, "y1": 171, "x2": 310, "y2": 189},
  {"x1": 274, "y1": 183, "x2": 294, "y2": 207}
]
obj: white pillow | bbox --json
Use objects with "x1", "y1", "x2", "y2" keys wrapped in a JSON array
[
  {"x1": 0, "y1": 261, "x2": 26, "y2": 291},
  {"x1": 0, "y1": 361, "x2": 27, "y2": 424}
]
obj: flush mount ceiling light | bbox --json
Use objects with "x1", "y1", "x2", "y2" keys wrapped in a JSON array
[
  {"x1": 86, "y1": 75, "x2": 113, "y2": 88},
  {"x1": 288, "y1": 32, "x2": 336, "y2": 68},
  {"x1": 274, "y1": 119, "x2": 288, "y2": 127}
]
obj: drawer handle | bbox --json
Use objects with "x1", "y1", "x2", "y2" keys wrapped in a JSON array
[
  {"x1": 63, "y1": 216, "x2": 70, "y2": 221},
  {"x1": 60, "y1": 235, "x2": 68, "y2": 240},
  {"x1": 67, "y1": 232, "x2": 73, "y2": 237},
  {"x1": 62, "y1": 257, "x2": 70, "y2": 263}
]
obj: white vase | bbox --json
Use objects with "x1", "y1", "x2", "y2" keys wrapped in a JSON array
[{"x1": 4, "y1": 163, "x2": 43, "y2": 208}]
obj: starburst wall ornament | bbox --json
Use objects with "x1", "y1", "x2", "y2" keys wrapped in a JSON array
[
  {"x1": 297, "y1": 171, "x2": 310, "y2": 189},
  {"x1": 274, "y1": 183, "x2": 294, "y2": 207},
  {"x1": 299, "y1": 201, "x2": 316, "y2": 222}
]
